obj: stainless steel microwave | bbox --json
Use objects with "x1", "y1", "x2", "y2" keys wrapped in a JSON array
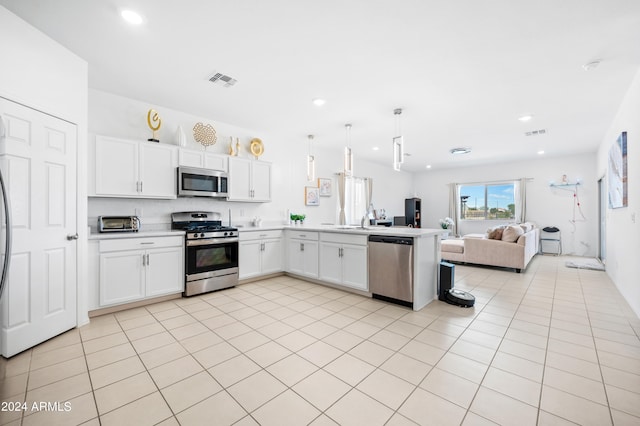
[{"x1": 177, "y1": 166, "x2": 228, "y2": 198}]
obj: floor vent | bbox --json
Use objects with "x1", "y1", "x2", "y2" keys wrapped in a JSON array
[
  {"x1": 208, "y1": 72, "x2": 237, "y2": 88},
  {"x1": 525, "y1": 129, "x2": 547, "y2": 136}
]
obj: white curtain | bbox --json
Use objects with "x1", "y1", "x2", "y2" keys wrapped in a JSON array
[
  {"x1": 339, "y1": 175, "x2": 372, "y2": 225},
  {"x1": 448, "y1": 183, "x2": 460, "y2": 237},
  {"x1": 516, "y1": 178, "x2": 527, "y2": 223},
  {"x1": 338, "y1": 173, "x2": 346, "y2": 225},
  {"x1": 365, "y1": 178, "x2": 373, "y2": 215}
]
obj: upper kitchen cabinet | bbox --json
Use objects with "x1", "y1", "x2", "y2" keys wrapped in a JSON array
[
  {"x1": 227, "y1": 157, "x2": 271, "y2": 202},
  {"x1": 90, "y1": 135, "x2": 178, "y2": 199},
  {"x1": 178, "y1": 148, "x2": 227, "y2": 171}
]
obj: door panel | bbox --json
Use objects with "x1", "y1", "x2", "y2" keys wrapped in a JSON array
[
  {"x1": 44, "y1": 248, "x2": 65, "y2": 315},
  {"x1": 45, "y1": 162, "x2": 66, "y2": 226},
  {"x1": 0, "y1": 98, "x2": 77, "y2": 357}
]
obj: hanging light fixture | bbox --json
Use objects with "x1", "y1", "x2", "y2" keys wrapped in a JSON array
[
  {"x1": 306, "y1": 134, "x2": 315, "y2": 182},
  {"x1": 344, "y1": 124, "x2": 353, "y2": 176},
  {"x1": 393, "y1": 108, "x2": 404, "y2": 171}
]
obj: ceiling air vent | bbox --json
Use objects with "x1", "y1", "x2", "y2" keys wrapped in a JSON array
[
  {"x1": 208, "y1": 71, "x2": 237, "y2": 88},
  {"x1": 525, "y1": 129, "x2": 547, "y2": 137}
]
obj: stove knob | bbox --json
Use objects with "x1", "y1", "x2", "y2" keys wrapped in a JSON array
[
  {"x1": 224, "y1": 232, "x2": 228, "y2": 236},
  {"x1": 191, "y1": 233, "x2": 198, "y2": 239},
  {"x1": 200, "y1": 233, "x2": 205, "y2": 238},
  {"x1": 228, "y1": 231, "x2": 234, "y2": 236}
]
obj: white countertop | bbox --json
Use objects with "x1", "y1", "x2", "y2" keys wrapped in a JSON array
[
  {"x1": 238, "y1": 224, "x2": 445, "y2": 238},
  {"x1": 89, "y1": 230, "x2": 186, "y2": 240}
]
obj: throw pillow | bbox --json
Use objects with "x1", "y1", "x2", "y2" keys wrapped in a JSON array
[
  {"x1": 487, "y1": 226, "x2": 505, "y2": 240},
  {"x1": 502, "y1": 225, "x2": 524, "y2": 243},
  {"x1": 519, "y1": 223, "x2": 533, "y2": 233}
]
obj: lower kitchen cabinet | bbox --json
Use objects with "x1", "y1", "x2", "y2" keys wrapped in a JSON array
[
  {"x1": 239, "y1": 230, "x2": 283, "y2": 279},
  {"x1": 318, "y1": 233, "x2": 368, "y2": 291},
  {"x1": 96, "y1": 235, "x2": 184, "y2": 307},
  {"x1": 286, "y1": 230, "x2": 319, "y2": 279}
]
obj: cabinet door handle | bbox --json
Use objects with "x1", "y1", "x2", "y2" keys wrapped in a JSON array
[
  {"x1": 300, "y1": 243, "x2": 304, "y2": 252},
  {"x1": 146, "y1": 253, "x2": 150, "y2": 265},
  {"x1": 140, "y1": 242, "x2": 155, "y2": 245},
  {"x1": 140, "y1": 181, "x2": 143, "y2": 193},
  {"x1": 142, "y1": 254, "x2": 146, "y2": 266}
]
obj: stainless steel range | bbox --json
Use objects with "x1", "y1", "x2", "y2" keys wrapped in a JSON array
[{"x1": 171, "y1": 211, "x2": 239, "y2": 296}]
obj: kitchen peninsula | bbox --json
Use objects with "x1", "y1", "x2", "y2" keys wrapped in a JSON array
[{"x1": 240, "y1": 224, "x2": 445, "y2": 311}]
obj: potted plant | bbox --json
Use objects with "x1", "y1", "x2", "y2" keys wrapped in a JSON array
[
  {"x1": 439, "y1": 217, "x2": 454, "y2": 237},
  {"x1": 290, "y1": 213, "x2": 306, "y2": 225}
]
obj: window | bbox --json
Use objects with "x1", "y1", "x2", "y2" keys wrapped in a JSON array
[{"x1": 459, "y1": 182, "x2": 515, "y2": 220}]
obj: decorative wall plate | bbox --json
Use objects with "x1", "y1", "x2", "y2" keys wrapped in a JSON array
[
  {"x1": 193, "y1": 122, "x2": 217, "y2": 148},
  {"x1": 250, "y1": 138, "x2": 264, "y2": 159}
]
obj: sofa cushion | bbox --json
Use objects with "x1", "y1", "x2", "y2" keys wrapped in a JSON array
[
  {"x1": 441, "y1": 239, "x2": 464, "y2": 254},
  {"x1": 464, "y1": 233, "x2": 485, "y2": 239},
  {"x1": 502, "y1": 225, "x2": 524, "y2": 243}
]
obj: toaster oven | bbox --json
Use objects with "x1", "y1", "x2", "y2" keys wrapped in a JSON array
[{"x1": 98, "y1": 216, "x2": 140, "y2": 233}]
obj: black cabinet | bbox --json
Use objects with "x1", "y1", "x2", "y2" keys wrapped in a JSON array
[{"x1": 405, "y1": 198, "x2": 421, "y2": 228}]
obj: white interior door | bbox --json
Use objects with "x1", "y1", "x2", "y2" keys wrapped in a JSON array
[{"x1": 0, "y1": 98, "x2": 77, "y2": 357}]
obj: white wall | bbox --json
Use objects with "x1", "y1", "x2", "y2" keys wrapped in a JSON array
[
  {"x1": 414, "y1": 153, "x2": 598, "y2": 257},
  {"x1": 87, "y1": 89, "x2": 414, "y2": 228},
  {"x1": 0, "y1": 6, "x2": 89, "y2": 324},
  {"x1": 596, "y1": 69, "x2": 640, "y2": 318}
]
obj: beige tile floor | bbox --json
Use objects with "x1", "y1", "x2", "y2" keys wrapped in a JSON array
[{"x1": 1, "y1": 255, "x2": 639, "y2": 426}]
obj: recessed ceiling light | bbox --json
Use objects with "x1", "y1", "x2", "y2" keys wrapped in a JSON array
[
  {"x1": 582, "y1": 60, "x2": 601, "y2": 71},
  {"x1": 121, "y1": 9, "x2": 144, "y2": 25},
  {"x1": 538, "y1": 150, "x2": 545, "y2": 155},
  {"x1": 518, "y1": 115, "x2": 533, "y2": 122},
  {"x1": 312, "y1": 98, "x2": 326, "y2": 106},
  {"x1": 372, "y1": 147, "x2": 379, "y2": 151},
  {"x1": 450, "y1": 147, "x2": 471, "y2": 155},
  {"x1": 426, "y1": 165, "x2": 432, "y2": 169}
]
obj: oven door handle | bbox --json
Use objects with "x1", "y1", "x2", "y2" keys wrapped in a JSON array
[{"x1": 186, "y1": 237, "x2": 239, "y2": 247}]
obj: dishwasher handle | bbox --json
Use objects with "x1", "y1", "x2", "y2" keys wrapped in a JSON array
[{"x1": 368, "y1": 235, "x2": 413, "y2": 245}]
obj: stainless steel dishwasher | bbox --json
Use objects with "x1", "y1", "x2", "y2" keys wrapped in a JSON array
[{"x1": 368, "y1": 235, "x2": 414, "y2": 308}]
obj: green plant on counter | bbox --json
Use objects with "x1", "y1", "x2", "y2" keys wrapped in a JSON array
[{"x1": 290, "y1": 213, "x2": 306, "y2": 222}]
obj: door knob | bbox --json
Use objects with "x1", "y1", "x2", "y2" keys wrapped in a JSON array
[{"x1": 66, "y1": 233, "x2": 79, "y2": 240}]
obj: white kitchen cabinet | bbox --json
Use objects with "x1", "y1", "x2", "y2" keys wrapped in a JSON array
[
  {"x1": 99, "y1": 249, "x2": 146, "y2": 306},
  {"x1": 228, "y1": 157, "x2": 271, "y2": 202},
  {"x1": 239, "y1": 230, "x2": 283, "y2": 279},
  {"x1": 178, "y1": 148, "x2": 227, "y2": 171},
  {"x1": 286, "y1": 230, "x2": 319, "y2": 279},
  {"x1": 97, "y1": 236, "x2": 184, "y2": 307},
  {"x1": 319, "y1": 233, "x2": 368, "y2": 291},
  {"x1": 92, "y1": 135, "x2": 177, "y2": 199}
]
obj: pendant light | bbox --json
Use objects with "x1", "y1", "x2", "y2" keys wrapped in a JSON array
[
  {"x1": 393, "y1": 108, "x2": 404, "y2": 171},
  {"x1": 344, "y1": 123, "x2": 353, "y2": 176},
  {"x1": 306, "y1": 134, "x2": 315, "y2": 182}
]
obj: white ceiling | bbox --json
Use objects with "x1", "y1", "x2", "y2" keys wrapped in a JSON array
[{"x1": 2, "y1": 0, "x2": 640, "y2": 171}]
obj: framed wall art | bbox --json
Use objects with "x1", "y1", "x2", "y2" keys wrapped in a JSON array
[
  {"x1": 608, "y1": 131, "x2": 628, "y2": 208},
  {"x1": 305, "y1": 186, "x2": 320, "y2": 206},
  {"x1": 318, "y1": 178, "x2": 332, "y2": 197}
]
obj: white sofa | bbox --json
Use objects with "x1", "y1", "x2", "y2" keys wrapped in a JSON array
[{"x1": 441, "y1": 224, "x2": 539, "y2": 273}]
